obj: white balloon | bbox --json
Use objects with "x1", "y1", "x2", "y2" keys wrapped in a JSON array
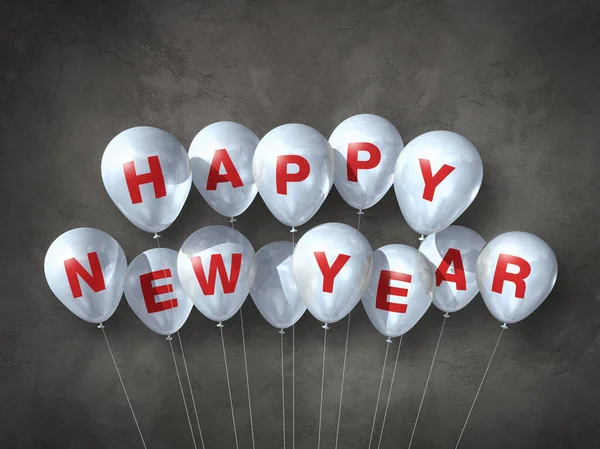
[
  {"x1": 419, "y1": 226, "x2": 486, "y2": 314},
  {"x1": 177, "y1": 225, "x2": 256, "y2": 323},
  {"x1": 251, "y1": 242, "x2": 306, "y2": 330},
  {"x1": 101, "y1": 126, "x2": 192, "y2": 234},
  {"x1": 477, "y1": 231, "x2": 557, "y2": 325},
  {"x1": 253, "y1": 124, "x2": 334, "y2": 228},
  {"x1": 329, "y1": 114, "x2": 404, "y2": 210},
  {"x1": 292, "y1": 223, "x2": 373, "y2": 325},
  {"x1": 189, "y1": 121, "x2": 259, "y2": 218},
  {"x1": 124, "y1": 248, "x2": 193, "y2": 336},
  {"x1": 44, "y1": 228, "x2": 127, "y2": 324},
  {"x1": 393, "y1": 131, "x2": 483, "y2": 236},
  {"x1": 362, "y1": 244, "x2": 435, "y2": 338}
]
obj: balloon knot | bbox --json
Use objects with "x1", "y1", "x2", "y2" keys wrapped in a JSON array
[
  {"x1": 418, "y1": 234, "x2": 426, "y2": 241},
  {"x1": 279, "y1": 329, "x2": 285, "y2": 334},
  {"x1": 153, "y1": 233, "x2": 161, "y2": 239},
  {"x1": 217, "y1": 322, "x2": 224, "y2": 328},
  {"x1": 501, "y1": 323, "x2": 508, "y2": 330},
  {"x1": 386, "y1": 337, "x2": 392, "y2": 344},
  {"x1": 357, "y1": 209, "x2": 364, "y2": 215},
  {"x1": 166, "y1": 335, "x2": 172, "y2": 341},
  {"x1": 97, "y1": 323, "x2": 105, "y2": 329},
  {"x1": 322, "y1": 323, "x2": 329, "y2": 330},
  {"x1": 290, "y1": 227, "x2": 297, "y2": 233},
  {"x1": 443, "y1": 312, "x2": 450, "y2": 318},
  {"x1": 229, "y1": 217, "x2": 237, "y2": 223}
]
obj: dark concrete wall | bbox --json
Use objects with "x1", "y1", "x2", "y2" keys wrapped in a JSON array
[{"x1": 2, "y1": 0, "x2": 599, "y2": 447}]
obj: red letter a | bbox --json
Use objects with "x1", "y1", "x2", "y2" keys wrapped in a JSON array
[
  {"x1": 436, "y1": 248, "x2": 467, "y2": 290},
  {"x1": 206, "y1": 149, "x2": 244, "y2": 190}
]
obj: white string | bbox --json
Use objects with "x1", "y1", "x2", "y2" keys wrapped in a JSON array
[
  {"x1": 169, "y1": 337, "x2": 198, "y2": 449},
  {"x1": 334, "y1": 312, "x2": 351, "y2": 449},
  {"x1": 177, "y1": 332, "x2": 206, "y2": 449},
  {"x1": 454, "y1": 325, "x2": 506, "y2": 449},
  {"x1": 240, "y1": 308, "x2": 257, "y2": 449},
  {"x1": 291, "y1": 227, "x2": 296, "y2": 449},
  {"x1": 230, "y1": 218, "x2": 257, "y2": 449},
  {"x1": 368, "y1": 340, "x2": 391, "y2": 449},
  {"x1": 281, "y1": 329, "x2": 286, "y2": 449},
  {"x1": 376, "y1": 335, "x2": 403, "y2": 449},
  {"x1": 220, "y1": 323, "x2": 240, "y2": 449},
  {"x1": 154, "y1": 233, "x2": 205, "y2": 448},
  {"x1": 99, "y1": 324, "x2": 147, "y2": 449},
  {"x1": 317, "y1": 325, "x2": 328, "y2": 449}
]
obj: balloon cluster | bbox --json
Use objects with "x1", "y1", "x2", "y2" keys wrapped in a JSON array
[{"x1": 45, "y1": 114, "x2": 558, "y2": 339}]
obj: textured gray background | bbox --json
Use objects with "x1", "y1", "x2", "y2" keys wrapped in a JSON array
[{"x1": 1, "y1": 0, "x2": 599, "y2": 448}]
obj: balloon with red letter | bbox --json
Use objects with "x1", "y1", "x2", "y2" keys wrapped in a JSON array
[
  {"x1": 477, "y1": 231, "x2": 557, "y2": 325},
  {"x1": 329, "y1": 114, "x2": 404, "y2": 210},
  {"x1": 189, "y1": 122, "x2": 259, "y2": 218},
  {"x1": 251, "y1": 242, "x2": 306, "y2": 330},
  {"x1": 124, "y1": 248, "x2": 193, "y2": 336},
  {"x1": 419, "y1": 225, "x2": 486, "y2": 314},
  {"x1": 292, "y1": 223, "x2": 373, "y2": 325},
  {"x1": 44, "y1": 228, "x2": 127, "y2": 324},
  {"x1": 362, "y1": 244, "x2": 435, "y2": 339},
  {"x1": 177, "y1": 225, "x2": 256, "y2": 323},
  {"x1": 101, "y1": 126, "x2": 192, "y2": 234},
  {"x1": 253, "y1": 124, "x2": 334, "y2": 228},
  {"x1": 393, "y1": 131, "x2": 483, "y2": 236}
]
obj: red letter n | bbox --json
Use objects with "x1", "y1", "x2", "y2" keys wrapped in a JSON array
[
  {"x1": 123, "y1": 156, "x2": 167, "y2": 204},
  {"x1": 206, "y1": 149, "x2": 244, "y2": 190},
  {"x1": 491, "y1": 254, "x2": 532, "y2": 299},
  {"x1": 139, "y1": 269, "x2": 178, "y2": 314},
  {"x1": 419, "y1": 158, "x2": 455, "y2": 202},
  {"x1": 347, "y1": 142, "x2": 381, "y2": 182},
  {"x1": 64, "y1": 252, "x2": 106, "y2": 298},
  {"x1": 436, "y1": 248, "x2": 467, "y2": 290},
  {"x1": 375, "y1": 270, "x2": 411, "y2": 313},
  {"x1": 191, "y1": 254, "x2": 242, "y2": 295},
  {"x1": 276, "y1": 155, "x2": 310, "y2": 194},
  {"x1": 314, "y1": 252, "x2": 351, "y2": 293}
]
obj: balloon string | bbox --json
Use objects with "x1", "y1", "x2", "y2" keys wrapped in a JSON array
[
  {"x1": 169, "y1": 336, "x2": 198, "y2": 449},
  {"x1": 291, "y1": 227, "x2": 296, "y2": 449},
  {"x1": 230, "y1": 218, "x2": 256, "y2": 449},
  {"x1": 407, "y1": 314, "x2": 448, "y2": 449},
  {"x1": 333, "y1": 312, "x2": 351, "y2": 449},
  {"x1": 240, "y1": 308, "x2": 257, "y2": 449},
  {"x1": 220, "y1": 323, "x2": 240, "y2": 449},
  {"x1": 368, "y1": 340, "x2": 391, "y2": 449},
  {"x1": 281, "y1": 329, "x2": 286, "y2": 449},
  {"x1": 176, "y1": 332, "x2": 206, "y2": 449},
  {"x1": 99, "y1": 324, "x2": 147, "y2": 449},
  {"x1": 454, "y1": 325, "x2": 506, "y2": 449},
  {"x1": 317, "y1": 326, "x2": 328, "y2": 449},
  {"x1": 376, "y1": 335, "x2": 403, "y2": 449}
]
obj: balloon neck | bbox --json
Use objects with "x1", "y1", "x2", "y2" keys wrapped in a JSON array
[
  {"x1": 386, "y1": 337, "x2": 392, "y2": 344},
  {"x1": 290, "y1": 227, "x2": 297, "y2": 233},
  {"x1": 357, "y1": 209, "x2": 364, "y2": 215},
  {"x1": 217, "y1": 322, "x2": 224, "y2": 328},
  {"x1": 166, "y1": 334, "x2": 172, "y2": 341},
  {"x1": 279, "y1": 329, "x2": 285, "y2": 334},
  {"x1": 501, "y1": 323, "x2": 508, "y2": 330},
  {"x1": 443, "y1": 312, "x2": 450, "y2": 318},
  {"x1": 97, "y1": 323, "x2": 105, "y2": 329},
  {"x1": 229, "y1": 217, "x2": 236, "y2": 223},
  {"x1": 322, "y1": 323, "x2": 329, "y2": 330},
  {"x1": 153, "y1": 233, "x2": 161, "y2": 240},
  {"x1": 418, "y1": 234, "x2": 426, "y2": 241}
]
